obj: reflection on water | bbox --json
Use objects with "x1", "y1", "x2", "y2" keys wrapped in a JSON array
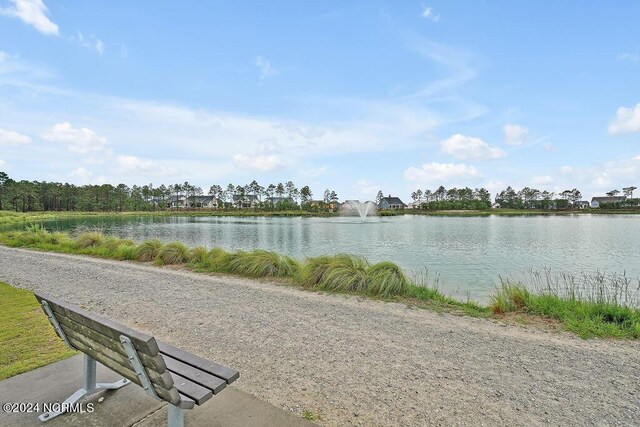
[{"x1": 41, "y1": 214, "x2": 640, "y2": 301}]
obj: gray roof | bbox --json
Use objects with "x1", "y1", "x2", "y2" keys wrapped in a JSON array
[
  {"x1": 591, "y1": 196, "x2": 627, "y2": 203},
  {"x1": 380, "y1": 196, "x2": 405, "y2": 205},
  {"x1": 267, "y1": 197, "x2": 293, "y2": 203},
  {"x1": 232, "y1": 194, "x2": 259, "y2": 201},
  {"x1": 189, "y1": 195, "x2": 214, "y2": 202}
]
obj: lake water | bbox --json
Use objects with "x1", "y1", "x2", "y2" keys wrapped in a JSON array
[{"x1": 42, "y1": 214, "x2": 640, "y2": 301}]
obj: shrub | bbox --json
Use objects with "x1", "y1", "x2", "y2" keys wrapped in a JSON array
[
  {"x1": 227, "y1": 249, "x2": 299, "y2": 278},
  {"x1": 114, "y1": 244, "x2": 137, "y2": 260},
  {"x1": 189, "y1": 246, "x2": 209, "y2": 264},
  {"x1": 298, "y1": 255, "x2": 335, "y2": 288},
  {"x1": 103, "y1": 236, "x2": 135, "y2": 252},
  {"x1": 155, "y1": 242, "x2": 189, "y2": 265},
  {"x1": 134, "y1": 240, "x2": 163, "y2": 262},
  {"x1": 203, "y1": 248, "x2": 232, "y2": 272},
  {"x1": 74, "y1": 232, "x2": 105, "y2": 249},
  {"x1": 301, "y1": 254, "x2": 369, "y2": 293},
  {"x1": 366, "y1": 261, "x2": 410, "y2": 297}
]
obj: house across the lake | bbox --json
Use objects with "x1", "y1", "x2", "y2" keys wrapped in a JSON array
[
  {"x1": 573, "y1": 201, "x2": 590, "y2": 209},
  {"x1": 233, "y1": 194, "x2": 259, "y2": 208},
  {"x1": 378, "y1": 195, "x2": 405, "y2": 210},
  {"x1": 189, "y1": 195, "x2": 219, "y2": 208},
  {"x1": 590, "y1": 196, "x2": 627, "y2": 208},
  {"x1": 267, "y1": 196, "x2": 294, "y2": 205},
  {"x1": 167, "y1": 195, "x2": 187, "y2": 209}
]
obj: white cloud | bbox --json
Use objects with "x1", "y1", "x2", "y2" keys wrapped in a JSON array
[
  {"x1": 531, "y1": 175, "x2": 554, "y2": 185},
  {"x1": 542, "y1": 142, "x2": 554, "y2": 152},
  {"x1": 116, "y1": 155, "x2": 177, "y2": 177},
  {"x1": 69, "y1": 167, "x2": 106, "y2": 185},
  {"x1": 41, "y1": 122, "x2": 109, "y2": 153},
  {"x1": 255, "y1": 56, "x2": 276, "y2": 80},
  {"x1": 232, "y1": 154, "x2": 284, "y2": 172},
  {"x1": 421, "y1": 7, "x2": 440, "y2": 22},
  {"x1": 404, "y1": 162, "x2": 480, "y2": 185},
  {"x1": 353, "y1": 179, "x2": 380, "y2": 200},
  {"x1": 0, "y1": 158, "x2": 6, "y2": 168},
  {"x1": 618, "y1": 53, "x2": 639, "y2": 63},
  {"x1": 503, "y1": 124, "x2": 528, "y2": 146},
  {"x1": 72, "y1": 31, "x2": 105, "y2": 55},
  {"x1": 441, "y1": 134, "x2": 505, "y2": 160},
  {"x1": 608, "y1": 103, "x2": 640, "y2": 134},
  {"x1": 0, "y1": 0, "x2": 58, "y2": 36},
  {"x1": 560, "y1": 166, "x2": 573, "y2": 174},
  {"x1": 0, "y1": 128, "x2": 31, "y2": 145}
]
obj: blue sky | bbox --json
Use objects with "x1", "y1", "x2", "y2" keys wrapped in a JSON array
[{"x1": 1, "y1": 1, "x2": 639, "y2": 201}]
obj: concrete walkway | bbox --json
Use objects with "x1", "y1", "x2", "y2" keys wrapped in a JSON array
[{"x1": 0, "y1": 355, "x2": 313, "y2": 427}]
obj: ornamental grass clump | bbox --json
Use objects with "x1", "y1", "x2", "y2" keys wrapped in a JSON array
[
  {"x1": 114, "y1": 244, "x2": 137, "y2": 260},
  {"x1": 134, "y1": 239, "x2": 163, "y2": 262},
  {"x1": 103, "y1": 236, "x2": 135, "y2": 252},
  {"x1": 74, "y1": 232, "x2": 105, "y2": 249},
  {"x1": 227, "y1": 249, "x2": 299, "y2": 278},
  {"x1": 305, "y1": 254, "x2": 369, "y2": 293},
  {"x1": 366, "y1": 261, "x2": 411, "y2": 297},
  {"x1": 297, "y1": 255, "x2": 335, "y2": 288},
  {"x1": 203, "y1": 248, "x2": 232, "y2": 272},
  {"x1": 155, "y1": 242, "x2": 189, "y2": 265},
  {"x1": 189, "y1": 246, "x2": 209, "y2": 264}
]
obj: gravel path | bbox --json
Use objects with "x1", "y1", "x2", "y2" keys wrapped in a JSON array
[{"x1": 1, "y1": 246, "x2": 639, "y2": 426}]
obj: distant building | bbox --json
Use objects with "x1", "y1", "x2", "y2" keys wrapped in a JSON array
[
  {"x1": 378, "y1": 195, "x2": 405, "y2": 210},
  {"x1": 573, "y1": 201, "x2": 590, "y2": 209},
  {"x1": 167, "y1": 195, "x2": 187, "y2": 209},
  {"x1": 233, "y1": 194, "x2": 259, "y2": 208},
  {"x1": 188, "y1": 195, "x2": 219, "y2": 208},
  {"x1": 591, "y1": 196, "x2": 626, "y2": 208}
]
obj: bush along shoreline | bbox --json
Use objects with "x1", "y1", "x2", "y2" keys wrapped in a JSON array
[{"x1": 1, "y1": 225, "x2": 639, "y2": 339}]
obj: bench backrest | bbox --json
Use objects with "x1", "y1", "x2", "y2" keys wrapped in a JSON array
[{"x1": 35, "y1": 292, "x2": 182, "y2": 405}]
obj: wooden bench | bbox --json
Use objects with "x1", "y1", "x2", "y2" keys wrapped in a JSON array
[{"x1": 34, "y1": 292, "x2": 239, "y2": 427}]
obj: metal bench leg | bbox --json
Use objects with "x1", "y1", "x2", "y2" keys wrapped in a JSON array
[
  {"x1": 38, "y1": 355, "x2": 130, "y2": 422},
  {"x1": 168, "y1": 404, "x2": 184, "y2": 427}
]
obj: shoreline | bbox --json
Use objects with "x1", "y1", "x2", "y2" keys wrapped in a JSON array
[
  {"x1": 1, "y1": 227, "x2": 638, "y2": 339},
  {"x1": 1, "y1": 245, "x2": 638, "y2": 426},
  {"x1": 2, "y1": 207, "x2": 640, "y2": 222}
]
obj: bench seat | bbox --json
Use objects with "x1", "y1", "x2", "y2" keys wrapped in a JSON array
[{"x1": 34, "y1": 291, "x2": 239, "y2": 426}]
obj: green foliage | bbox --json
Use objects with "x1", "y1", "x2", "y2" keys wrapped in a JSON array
[
  {"x1": 366, "y1": 261, "x2": 411, "y2": 297},
  {"x1": 490, "y1": 278, "x2": 640, "y2": 338},
  {"x1": 0, "y1": 282, "x2": 76, "y2": 380},
  {"x1": 227, "y1": 249, "x2": 300, "y2": 278},
  {"x1": 74, "y1": 232, "x2": 105, "y2": 249},
  {"x1": 202, "y1": 247, "x2": 232, "y2": 272},
  {"x1": 189, "y1": 246, "x2": 209, "y2": 264},
  {"x1": 300, "y1": 254, "x2": 369, "y2": 293},
  {"x1": 114, "y1": 244, "x2": 137, "y2": 260},
  {"x1": 134, "y1": 239, "x2": 163, "y2": 262},
  {"x1": 155, "y1": 242, "x2": 189, "y2": 265}
]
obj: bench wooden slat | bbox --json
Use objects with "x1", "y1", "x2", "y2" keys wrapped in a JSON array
[
  {"x1": 59, "y1": 321, "x2": 173, "y2": 390},
  {"x1": 178, "y1": 395, "x2": 195, "y2": 410},
  {"x1": 36, "y1": 292, "x2": 159, "y2": 356},
  {"x1": 56, "y1": 313, "x2": 168, "y2": 374},
  {"x1": 169, "y1": 372, "x2": 213, "y2": 405},
  {"x1": 163, "y1": 354, "x2": 227, "y2": 394},
  {"x1": 158, "y1": 342, "x2": 240, "y2": 384},
  {"x1": 65, "y1": 336, "x2": 181, "y2": 405}
]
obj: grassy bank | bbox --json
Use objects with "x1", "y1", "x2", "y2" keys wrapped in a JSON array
[
  {"x1": 0, "y1": 282, "x2": 76, "y2": 379},
  {"x1": 1, "y1": 226, "x2": 638, "y2": 339}
]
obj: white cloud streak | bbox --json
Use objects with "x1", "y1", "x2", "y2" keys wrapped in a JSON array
[
  {"x1": 441, "y1": 134, "x2": 505, "y2": 160},
  {"x1": 0, "y1": 128, "x2": 31, "y2": 145},
  {"x1": 421, "y1": 7, "x2": 440, "y2": 22},
  {"x1": 503, "y1": 124, "x2": 528, "y2": 146},
  {"x1": 608, "y1": 103, "x2": 640, "y2": 134},
  {"x1": 41, "y1": 122, "x2": 109, "y2": 153},
  {"x1": 404, "y1": 162, "x2": 480, "y2": 186},
  {"x1": 255, "y1": 56, "x2": 276, "y2": 80},
  {"x1": 0, "y1": 0, "x2": 59, "y2": 36}
]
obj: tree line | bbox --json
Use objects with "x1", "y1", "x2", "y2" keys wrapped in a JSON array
[{"x1": 0, "y1": 172, "x2": 339, "y2": 212}]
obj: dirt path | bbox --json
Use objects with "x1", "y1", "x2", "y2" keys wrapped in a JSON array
[{"x1": 1, "y1": 246, "x2": 638, "y2": 426}]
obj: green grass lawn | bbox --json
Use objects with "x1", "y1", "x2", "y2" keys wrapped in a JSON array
[{"x1": 0, "y1": 282, "x2": 76, "y2": 380}]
